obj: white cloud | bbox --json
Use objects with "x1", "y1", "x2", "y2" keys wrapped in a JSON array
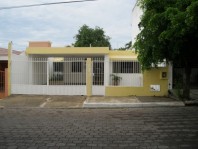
[{"x1": 0, "y1": 0, "x2": 136, "y2": 50}]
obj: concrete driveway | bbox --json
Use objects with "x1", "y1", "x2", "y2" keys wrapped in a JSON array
[{"x1": 0, "y1": 95, "x2": 86, "y2": 108}]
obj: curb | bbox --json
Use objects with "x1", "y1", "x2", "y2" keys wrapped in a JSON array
[{"x1": 83, "y1": 102, "x2": 185, "y2": 108}]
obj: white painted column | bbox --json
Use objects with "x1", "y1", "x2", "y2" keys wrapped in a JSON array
[
  {"x1": 47, "y1": 58, "x2": 49, "y2": 86},
  {"x1": 104, "y1": 55, "x2": 109, "y2": 86}
]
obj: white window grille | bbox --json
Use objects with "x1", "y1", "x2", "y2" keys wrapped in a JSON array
[{"x1": 109, "y1": 60, "x2": 143, "y2": 87}]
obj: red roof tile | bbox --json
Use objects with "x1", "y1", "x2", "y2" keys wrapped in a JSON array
[{"x1": 0, "y1": 47, "x2": 22, "y2": 56}]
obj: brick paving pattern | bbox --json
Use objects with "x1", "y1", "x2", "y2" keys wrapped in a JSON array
[{"x1": 0, "y1": 107, "x2": 198, "y2": 149}]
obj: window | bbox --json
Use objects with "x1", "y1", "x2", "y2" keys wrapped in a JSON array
[
  {"x1": 72, "y1": 62, "x2": 82, "y2": 72},
  {"x1": 113, "y1": 61, "x2": 141, "y2": 73},
  {"x1": 53, "y1": 62, "x2": 63, "y2": 72}
]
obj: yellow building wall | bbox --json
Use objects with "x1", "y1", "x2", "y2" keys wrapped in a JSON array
[
  {"x1": 105, "y1": 67, "x2": 168, "y2": 96},
  {"x1": 86, "y1": 58, "x2": 92, "y2": 97},
  {"x1": 26, "y1": 47, "x2": 109, "y2": 55}
]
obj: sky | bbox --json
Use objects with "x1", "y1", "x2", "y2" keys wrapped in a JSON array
[{"x1": 0, "y1": 0, "x2": 136, "y2": 51}]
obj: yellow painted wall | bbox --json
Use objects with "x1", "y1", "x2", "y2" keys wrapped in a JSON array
[
  {"x1": 109, "y1": 50, "x2": 137, "y2": 60},
  {"x1": 26, "y1": 47, "x2": 109, "y2": 55},
  {"x1": 86, "y1": 58, "x2": 92, "y2": 96},
  {"x1": 105, "y1": 67, "x2": 168, "y2": 96}
]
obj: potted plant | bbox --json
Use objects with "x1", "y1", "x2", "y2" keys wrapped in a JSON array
[{"x1": 110, "y1": 74, "x2": 122, "y2": 86}]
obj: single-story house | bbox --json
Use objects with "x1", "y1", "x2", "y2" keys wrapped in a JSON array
[{"x1": 10, "y1": 41, "x2": 172, "y2": 96}]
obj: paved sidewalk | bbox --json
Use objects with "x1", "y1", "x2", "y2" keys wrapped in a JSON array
[
  {"x1": 0, "y1": 95, "x2": 184, "y2": 108},
  {"x1": 83, "y1": 96, "x2": 184, "y2": 108}
]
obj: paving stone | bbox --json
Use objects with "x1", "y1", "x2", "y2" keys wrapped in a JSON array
[{"x1": 0, "y1": 107, "x2": 198, "y2": 148}]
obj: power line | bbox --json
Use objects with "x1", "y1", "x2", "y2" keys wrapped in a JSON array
[{"x1": 0, "y1": 0, "x2": 97, "y2": 10}]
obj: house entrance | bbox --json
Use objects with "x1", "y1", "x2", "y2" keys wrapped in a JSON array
[{"x1": 92, "y1": 58, "x2": 105, "y2": 95}]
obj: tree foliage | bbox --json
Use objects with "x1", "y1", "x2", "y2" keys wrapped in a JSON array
[
  {"x1": 74, "y1": 25, "x2": 111, "y2": 48},
  {"x1": 133, "y1": 0, "x2": 198, "y2": 99}
]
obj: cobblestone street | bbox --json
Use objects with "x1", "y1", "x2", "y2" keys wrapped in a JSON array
[{"x1": 0, "y1": 107, "x2": 198, "y2": 149}]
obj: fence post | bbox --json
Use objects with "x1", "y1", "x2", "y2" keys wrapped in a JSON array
[
  {"x1": 8, "y1": 41, "x2": 12, "y2": 96},
  {"x1": 86, "y1": 58, "x2": 92, "y2": 96},
  {"x1": 104, "y1": 55, "x2": 109, "y2": 87}
]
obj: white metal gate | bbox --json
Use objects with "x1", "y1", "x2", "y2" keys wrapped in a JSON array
[
  {"x1": 92, "y1": 58, "x2": 105, "y2": 95},
  {"x1": 11, "y1": 57, "x2": 86, "y2": 95}
]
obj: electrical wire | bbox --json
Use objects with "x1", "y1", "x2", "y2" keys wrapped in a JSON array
[{"x1": 0, "y1": 0, "x2": 97, "y2": 10}]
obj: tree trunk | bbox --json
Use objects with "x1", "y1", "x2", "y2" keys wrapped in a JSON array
[{"x1": 183, "y1": 63, "x2": 191, "y2": 100}]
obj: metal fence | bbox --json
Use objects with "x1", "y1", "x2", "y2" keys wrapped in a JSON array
[
  {"x1": 11, "y1": 57, "x2": 87, "y2": 95},
  {"x1": 12, "y1": 57, "x2": 87, "y2": 86},
  {"x1": 11, "y1": 57, "x2": 143, "y2": 95}
]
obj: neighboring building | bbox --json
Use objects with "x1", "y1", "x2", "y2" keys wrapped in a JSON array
[
  {"x1": 10, "y1": 41, "x2": 169, "y2": 96},
  {"x1": 0, "y1": 47, "x2": 22, "y2": 71},
  {"x1": 0, "y1": 47, "x2": 22, "y2": 98},
  {"x1": 131, "y1": 1, "x2": 143, "y2": 46}
]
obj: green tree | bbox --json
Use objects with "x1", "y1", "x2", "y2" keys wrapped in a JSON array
[
  {"x1": 74, "y1": 25, "x2": 111, "y2": 48},
  {"x1": 133, "y1": 0, "x2": 198, "y2": 100}
]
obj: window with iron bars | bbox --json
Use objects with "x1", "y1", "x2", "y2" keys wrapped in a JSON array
[
  {"x1": 113, "y1": 61, "x2": 141, "y2": 73},
  {"x1": 53, "y1": 62, "x2": 63, "y2": 72},
  {"x1": 72, "y1": 62, "x2": 83, "y2": 73}
]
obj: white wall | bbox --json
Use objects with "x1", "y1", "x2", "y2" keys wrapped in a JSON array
[
  {"x1": 11, "y1": 54, "x2": 29, "y2": 85},
  {"x1": 0, "y1": 56, "x2": 8, "y2": 61},
  {"x1": 131, "y1": 2, "x2": 143, "y2": 46}
]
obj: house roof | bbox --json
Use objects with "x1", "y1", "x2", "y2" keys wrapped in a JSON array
[
  {"x1": 25, "y1": 41, "x2": 138, "y2": 60},
  {"x1": 0, "y1": 47, "x2": 22, "y2": 56},
  {"x1": 26, "y1": 47, "x2": 109, "y2": 55}
]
